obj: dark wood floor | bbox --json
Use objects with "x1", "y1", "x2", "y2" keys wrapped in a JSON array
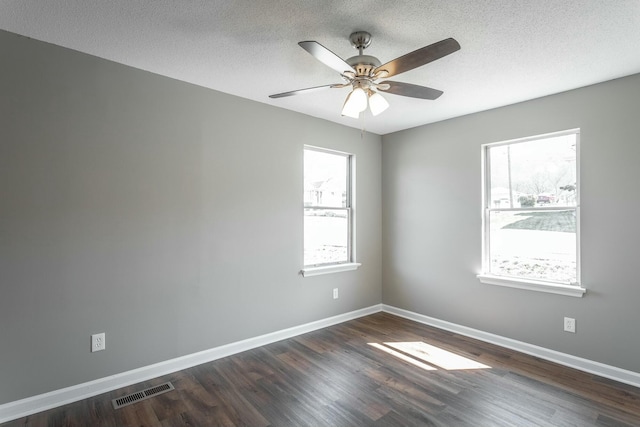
[{"x1": 4, "y1": 312, "x2": 640, "y2": 426}]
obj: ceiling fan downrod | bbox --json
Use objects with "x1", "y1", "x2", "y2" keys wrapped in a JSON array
[{"x1": 346, "y1": 31, "x2": 382, "y2": 79}]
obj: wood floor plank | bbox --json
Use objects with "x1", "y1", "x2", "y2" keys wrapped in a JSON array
[{"x1": 3, "y1": 312, "x2": 640, "y2": 426}]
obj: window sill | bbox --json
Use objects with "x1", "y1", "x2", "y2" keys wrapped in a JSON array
[
  {"x1": 477, "y1": 274, "x2": 586, "y2": 298},
  {"x1": 301, "y1": 263, "x2": 361, "y2": 277}
]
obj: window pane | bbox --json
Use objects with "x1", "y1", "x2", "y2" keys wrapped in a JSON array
[
  {"x1": 304, "y1": 208, "x2": 348, "y2": 265},
  {"x1": 489, "y1": 134, "x2": 577, "y2": 208},
  {"x1": 489, "y1": 210, "x2": 577, "y2": 283},
  {"x1": 304, "y1": 150, "x2": 347, "y2": 208}
]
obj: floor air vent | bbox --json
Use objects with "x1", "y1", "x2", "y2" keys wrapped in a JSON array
[{"x1": 112, "y1": 381, "x2": 175, "y2": 409}]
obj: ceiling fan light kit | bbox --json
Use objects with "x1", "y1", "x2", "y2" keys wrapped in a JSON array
[
  {"x1": 270, "y1": 31, "x2": 460, "y2": 119},
  {"x1": 368, "y1": 91, "x2": 390, "y2": 116},
  {"x1": 341, "y1": 87, "x2": 367, "y2": 118}
]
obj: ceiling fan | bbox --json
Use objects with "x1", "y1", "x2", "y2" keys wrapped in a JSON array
[{"x1": 269, "y1": 31, "x2": 460, "y2": 118}]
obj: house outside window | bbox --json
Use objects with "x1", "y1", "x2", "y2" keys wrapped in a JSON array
[
  {"x1": 303, "y1": 146, "x2": 353, "y2": 269},
  {"x1": 479, "y1": 129, "x2": 583, "y2": 297}
]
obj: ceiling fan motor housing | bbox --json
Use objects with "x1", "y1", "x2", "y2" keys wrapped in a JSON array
[{"x1": 346, "y1": 55, "x2": 381, "y2": 77}]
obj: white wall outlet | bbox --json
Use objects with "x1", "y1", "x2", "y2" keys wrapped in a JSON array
[
  {"x1": 564, "y1": 317, "x2": 576, "y2": 333},
  {"x1": 333, "y1": 288, "x2": 339, "y2": 299},
  {"x1": 91, "y1": 332, "x2": 106, "y2": 352}
]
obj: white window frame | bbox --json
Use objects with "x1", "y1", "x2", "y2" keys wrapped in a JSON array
[
  {"x1": 477, "y1": 129, "x2": 585, "y2": 297},
  {"x1": 301, "y1": 146, "x2": 360, "y2": 277}
]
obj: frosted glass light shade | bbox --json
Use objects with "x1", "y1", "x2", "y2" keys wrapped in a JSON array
[
  {"x1": 341, "y1": 87, "x2": 368, "y2": 118},
  {"x1": 368, "y1": 91, "x2": 389, "y2": 116}
]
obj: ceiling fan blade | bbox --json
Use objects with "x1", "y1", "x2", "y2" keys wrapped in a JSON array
[
  {"x1": 378, "y1": 81, "x2": 444, "y2": 100},
  {"x1": 269, "y1": 84, "x2": 338, "y2": 99},
  {"x1": 299, "y1": 41, "x2": 356, "y2": 75},
  {"x1": 376, "y1": 38, "x2": 460, "y2": 78}
]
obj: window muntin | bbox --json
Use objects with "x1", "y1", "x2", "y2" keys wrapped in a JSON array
[
  {"x1": 482, "y1": 130, "x2": 579, "y2": 286},
  {"x1": 304, "y1": 147, "x2": 352, "y2": 267}
]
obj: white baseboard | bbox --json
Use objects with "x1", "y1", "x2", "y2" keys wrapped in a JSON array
[
  {"x1": 382, "y1": 304, "x2": 640, "y2": 389},
  {"x1": 0, "y1": 304, "x2": 382, "y2": 424},
  {"x1": 4, "y1": 303, "x2": 639, "y2": 424}
]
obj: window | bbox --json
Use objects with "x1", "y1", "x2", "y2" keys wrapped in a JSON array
[
  {"x1": 478, "y1": 129, "x2": 584, "y2": 297},
  {"x1": 302, "y1": 146, "x2": 359, "y2": 276}
]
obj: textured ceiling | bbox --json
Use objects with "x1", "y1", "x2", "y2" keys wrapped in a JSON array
[{"x1": 1, "y1": 1, "x2": 639, "y2": 135}]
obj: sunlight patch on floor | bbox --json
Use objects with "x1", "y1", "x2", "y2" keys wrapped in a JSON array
[
  {"x1": 368, "y1": 341, "x2": 491, "y2": 371},
  {"x1": 368, "y1": 343, "x2": 437, "y2": 371}
]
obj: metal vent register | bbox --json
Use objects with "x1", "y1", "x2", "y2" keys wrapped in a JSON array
[{"x1": 112, "y1": 381, "x2": 175, "y2": 409}]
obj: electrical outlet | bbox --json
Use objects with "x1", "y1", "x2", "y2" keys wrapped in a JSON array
[
  {"x1": 333, "y1": 288, "x2": 339, "y2": 299},
  {"x1": 91, "y1": 333, "x2": 106, "y2": 352},
  {"x1": 563, "y1": 317, "x2": 576, "y2": 333}
]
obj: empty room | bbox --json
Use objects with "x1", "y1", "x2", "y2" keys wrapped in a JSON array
[{"x1": 2, "y1": 2, "x2": 640, "y2": 426}]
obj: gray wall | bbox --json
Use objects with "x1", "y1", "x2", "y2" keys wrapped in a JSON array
[
  {"x1": 0, "y1": 30, "x2": 382, "y2": 404},
  {"x1": 382, "y1": 72, "x2": 640, "y2": 373}
]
